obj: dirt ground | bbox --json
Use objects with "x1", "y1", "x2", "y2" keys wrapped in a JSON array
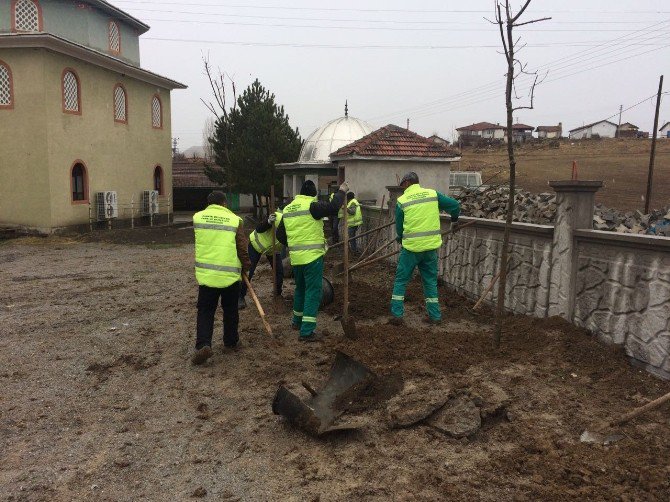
[
  {"x1": 2, "y1": 227, "x2": 670, "y2": 501},
  {"x1": 459, "y1": 138, "x2": 670, "y2": 211}
]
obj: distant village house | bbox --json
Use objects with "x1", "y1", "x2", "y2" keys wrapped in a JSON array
[
  {"x1": 659, "y1": 121, "x2": 670, "y2": 138},
  {"x1": 456, "y1": 122, "x2": 505, "y2": 140},
  {"x1": 568, "y1": 120, "x2": 618, "y2": 139},
  {"x1": 536, "y1": 123, "x2": 563, "y2": 139}
]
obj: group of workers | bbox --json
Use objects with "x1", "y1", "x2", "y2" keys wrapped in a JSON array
[{"x1": 190, "y1": 172, "x2": 460, "y2": 365}]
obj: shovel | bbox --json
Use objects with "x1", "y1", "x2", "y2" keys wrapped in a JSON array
[
  {"x1": 581, "y1": 389, "x2": 670, "y2": 444},
  {"x1": 341, "y1": 196, "x2": 357, "y2": 339},
  {"x1": 272, "y1": 351, "x2": 376, "y2": 435}
]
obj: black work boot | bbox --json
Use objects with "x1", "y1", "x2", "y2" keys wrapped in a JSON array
[{"x1": 191, "y1": 346, "x2": 212, "y2": 365}]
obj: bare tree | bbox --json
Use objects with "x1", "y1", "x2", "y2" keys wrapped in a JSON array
[
  {"x1": 489, "y1": 1, "x2": 550, "y2": 347},
  {"x1": 202, "y1": 117, "x2": 215, "y2": 162},
  {"x1": 201, "y1": 55, "x2": 237, "y2": 167}
]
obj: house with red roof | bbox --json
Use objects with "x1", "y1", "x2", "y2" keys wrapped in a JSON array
[{"x1": 329, "y1": 124, "x2": 461, "y2": 205}]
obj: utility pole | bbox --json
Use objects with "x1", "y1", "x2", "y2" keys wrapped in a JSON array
[
  {"x1": 616, "y1": 104, "x2": 623, "y2": 138},
  {"x1": 645, "y1": 75, "x2": 663, "y2": 214}
]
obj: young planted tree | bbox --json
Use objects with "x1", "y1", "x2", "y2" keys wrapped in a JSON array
[
  {"x1": 201, "y1": 59, "x2": 301, "y2": 217},
  {"x1": 490, "y1": 1, "x2": 549, "y2": 347}
]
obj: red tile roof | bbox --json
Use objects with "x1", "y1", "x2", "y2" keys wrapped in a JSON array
[
  {"x1": 330, "y1": 124, "x2": 460, "y2": 159},
  {"x1": 512, "y1": 123, "x2": 534, "y2": 130},
  {"x1": 455, "y1": 121, "x2": 504, "y2": 132},
  {"x1": 172, "y1": 160, "x2": 224, "y2": 188},
  {"x1": 536, "y1": 125, "x2": 562, "y2": 132}
]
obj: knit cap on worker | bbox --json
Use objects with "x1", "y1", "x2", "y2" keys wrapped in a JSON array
[{"x1": 300, "y1": 180, "x2": 318, "y2": 197}]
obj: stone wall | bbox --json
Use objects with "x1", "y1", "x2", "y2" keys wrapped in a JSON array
[
  {"x1": 573, "y1": 231, "x2": 670, "y2": 379},
  {"x1": 360, "y1": 187, "x2": 670, "y2": 380}
]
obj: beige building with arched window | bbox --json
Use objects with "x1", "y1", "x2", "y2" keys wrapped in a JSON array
[{"x1": 0, "y1": 0, "x2": 186, "y2": 232}]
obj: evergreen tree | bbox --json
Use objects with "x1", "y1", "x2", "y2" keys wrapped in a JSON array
[{"x1": 207, "y1": 79, "x2": 301, "y2": 215}]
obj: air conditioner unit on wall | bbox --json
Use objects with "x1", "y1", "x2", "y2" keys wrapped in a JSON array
[
  {"x1": 142, "y1": 190, "x2": 159, "y2": 215},
  {"x1": 96, "y1": 191, "x2": 118, "y2": 221}
]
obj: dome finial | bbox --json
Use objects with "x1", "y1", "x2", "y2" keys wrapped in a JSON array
[{"x1": 344, "y1": 100, "x2": 348, "y2": 118}]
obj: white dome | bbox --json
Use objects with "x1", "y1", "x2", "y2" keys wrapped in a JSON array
[{"x1": 299, "y1": 115, "x2": 374, "y2": 163}]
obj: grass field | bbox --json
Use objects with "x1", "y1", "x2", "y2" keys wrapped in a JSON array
[{"x1": 459, "y1": 138, "x2": 670, "y2": 212}]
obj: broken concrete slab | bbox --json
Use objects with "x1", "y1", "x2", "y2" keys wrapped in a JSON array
[
  {"x1": 386, "y1": 378, "x2": 451, "y2": 428},
  {"x1": 426, "y1": 396, "x2": 482, "y2": 438}
]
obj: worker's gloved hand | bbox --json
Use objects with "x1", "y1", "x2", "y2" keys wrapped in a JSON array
[
  {"x1": 268, "y1": 213, "x2": 277, "y2": 224},
  {"x1": 339, "y1": 181, "x2": 350, "y2": 193},
  {"x1": 451, "y1": 215, "x2": 459, "y2": 224}
]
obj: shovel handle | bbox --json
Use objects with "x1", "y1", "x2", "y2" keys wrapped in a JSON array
[
  {"x1": 242, "y1": 273, "x2": 273, "y2": 337},
  {"x1": 610, "y1": 389, "x2": 670, "y2": 427}
]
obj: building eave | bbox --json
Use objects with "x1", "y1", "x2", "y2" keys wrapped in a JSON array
[
  {"x1": 329, "y1": 154, "x2": 461, "y2": 163},
  {"x1": 0, "y1": 33, "x2": 187, "y2": 90},
  {"x1": 82, "y1": 0, "x2": 150, "y2": 34}
]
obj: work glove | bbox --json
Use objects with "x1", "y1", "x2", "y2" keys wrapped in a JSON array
[
  {"x1": 451, "y1": 215, "x2": 459, "y2": 224},
  {"x1": 268, "y1": 213, "x2": 277, "y2": 224},
  {"x1": 339, "y1": 181, "x2": 350, "y2": 193}
]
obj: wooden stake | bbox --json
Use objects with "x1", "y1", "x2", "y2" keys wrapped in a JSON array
[
  {"x1": 328, "y1": 220, "x2": 395, "y2": 249},
  {"x1": 270, "y1": 185, "x2": 278, "y2": 300},
  {"x1": 610, "y1": 389, "x2": 670, "y2": 427},
  {"x1": 645, "y1": 74, "x2": 663, "y2": 214},
  {"x1": 343, "y1": 194, "x2": 350, "y2": 318}
]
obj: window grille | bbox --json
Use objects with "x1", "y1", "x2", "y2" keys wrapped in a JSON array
[
  {"x1": 15, "y1": 0, "x2": 39, "y2": 32},
  {"x1": 0, "y1": 65, "x2": 11, "y2": 106},
  {"x1": 114, "y1": 85, "x2": 126, "y2": 122},
  {"x1": 109, "y1": 21, "x2": 120, "y2": 52},
  {"x1": 152, "y1": 96, "x2": 162, "y2": 128},
  {"x1": 63, "y1": 71, "x2": 79, "y2": 112}
]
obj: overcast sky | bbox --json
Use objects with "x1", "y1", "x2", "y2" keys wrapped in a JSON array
[{"x1": 114, "y1": 0, "x2": 670, "y2": 150}]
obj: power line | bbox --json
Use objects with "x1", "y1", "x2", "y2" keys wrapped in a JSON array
[
  {"x1": 367, "y1": 21, "x2": 670, "y2": 121},
  {"x1": 138, "y1": 15, "x2": 670, "y2": 32},
  {"x1": 115, "y1": 1, "x2": 670, "y2": 15}
]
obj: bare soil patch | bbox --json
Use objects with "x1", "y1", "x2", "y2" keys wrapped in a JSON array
[{"x1": 1, "y1": 231, "x2": 669, "y2": 501}]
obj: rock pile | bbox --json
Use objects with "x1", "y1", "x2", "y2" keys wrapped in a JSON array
[{"x1": 457, "y1": 186, "x2": 670, "y2": 236}]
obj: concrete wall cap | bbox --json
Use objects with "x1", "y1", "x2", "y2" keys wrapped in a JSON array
[{"x1": 549, "y1": 180, "x2": 603, "y2": 192}]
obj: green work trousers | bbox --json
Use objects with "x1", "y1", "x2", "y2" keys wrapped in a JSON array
[
  {"x1": 292, "y1": 256, "x2": 324, "y2": 337},
  {"x1": 391, "y1": 248, "x2": 441, "y2": 321}
]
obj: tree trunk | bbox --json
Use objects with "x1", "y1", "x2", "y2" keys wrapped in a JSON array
[{"x1": 494, "y1": 16, "x2": 517, "y2": 348}]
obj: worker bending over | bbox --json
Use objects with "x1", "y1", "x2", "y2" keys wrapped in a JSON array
[
  {"x1": 346, "y1": 192, "x2": 363, "y2": 253},
  {"x1": 191, "y1": 191, "x2": 251, "y2": 365},
  {"x1": 277, "y1": 180, "x2": 348, "y2": 342},
  {"x1": 390, "y1": 172, "x2": 460, "y2": 325},
  {"x1": 238, "y1": 209, "x2": 283, "y2": 309}
]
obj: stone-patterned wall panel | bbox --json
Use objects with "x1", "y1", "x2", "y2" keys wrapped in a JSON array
[{"x1": 574, "y1": 240, "x2": 670, "y2": 377}]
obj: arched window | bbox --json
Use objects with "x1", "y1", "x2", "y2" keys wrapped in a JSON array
[
  {"x1": 153, "y1": 165, "x2": 164, "y2": 195},
  {"x1": 113, "y1": 84, "x2": 127, "y2": 123},
  {"x1": 62, "y1": 69, "x2": 81, "y2": 114},
  {"x1": 151, "y1": 94, "x2": 162, "y2": 129},
  {"x1": 71, "y1": 162, "x2": 88, "y2": 203},
  {"x1": 0, "y1": 61, "x2": 13, "y2": 109},
  {"x1": 108, "y1": 20, "x2": 121, "y2": 53},
  {"x1": 13, "y1": 0, "x2": 42, "y2": 32}
]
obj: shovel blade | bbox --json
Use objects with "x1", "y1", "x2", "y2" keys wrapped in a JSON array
[{"x1": 272, "y1": 351, "x2": 375, "y2": 435}]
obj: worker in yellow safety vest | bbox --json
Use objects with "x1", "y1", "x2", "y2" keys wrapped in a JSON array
[
  {"x1": 277, "y1": 180, "x2": 348, "y2": 342},
  {"x1": 238, "y1": 209, "x2": 284, "y2": 309},
  {"x1": 345, "y1": 192, "x2": 363, "y2": 253},
  {"x1": 191, "y1": 191, "x2": 251, "y2": 365},
  {"x1": 390, "y1": 172, "x2": 460, "y2": 326}
]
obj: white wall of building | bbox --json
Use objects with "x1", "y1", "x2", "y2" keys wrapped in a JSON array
[
  {"x1": 340, "y1": 159, "x2": 455, "y2": 206},
  {"x1": 570, "y1": 121, "x2": 617, "y2": 139}
]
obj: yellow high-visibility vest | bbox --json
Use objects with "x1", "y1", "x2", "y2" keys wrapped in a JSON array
[
  {"x1": 283, "y1": 195, "x2": 326, "y2": 266},
  {"x1": 250, "y1": 211, "x2": 284, "y2": 255},
  {"x1": 347, "y1": 198, "x2": 363, "y2": 227},
  {"x1": 193, "y1": 204, "x2": 242, "y2": 288},
  {"x1": 397, "y1": 184, "x2": 442, "y2": 252}
]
